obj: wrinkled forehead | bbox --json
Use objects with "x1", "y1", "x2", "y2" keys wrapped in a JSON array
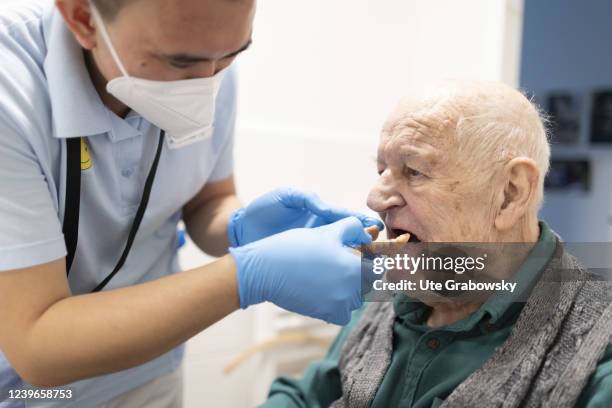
[{"x1": 377, "y1": 110, "x2": 456, "y2": 171}]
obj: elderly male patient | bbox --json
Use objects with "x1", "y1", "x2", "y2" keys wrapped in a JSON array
[{"x1": 260, "y1": 81, "x2": 612, "y2": 408}]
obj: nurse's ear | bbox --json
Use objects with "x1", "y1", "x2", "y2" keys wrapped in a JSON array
[{"x1": 55, "y1": 0, "x2": 97, "y2": 50}]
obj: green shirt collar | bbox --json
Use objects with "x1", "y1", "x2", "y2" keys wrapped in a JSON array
[
  {"x1": 482, "y1": 221, "x2": 557, "y2": 324},
  {"x1": 393, "y1": 221, "x2": 558, "y2": 333}
]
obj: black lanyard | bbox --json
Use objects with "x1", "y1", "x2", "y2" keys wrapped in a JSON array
[{"x1": 62, "y1": 131, "x2": 165, "y2": 292}]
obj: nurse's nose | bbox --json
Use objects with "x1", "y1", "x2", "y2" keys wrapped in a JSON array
[
  {"x1": 186, "y1": 64, "x2": 216, "y2": 79},
  {"x1": 367, "y1": 171, "x2": 405, "y2": 213},
  {"x1": 187, "y1": 60, "x2": 229, "y2": 79}
]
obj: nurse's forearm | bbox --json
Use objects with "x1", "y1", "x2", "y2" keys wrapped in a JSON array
[
  {"x1": 184, "y1": 193, "x2": 242, "y2": 257},
  {"x1": 25, "y1": 255, "x2": 239, "y2": 387}
]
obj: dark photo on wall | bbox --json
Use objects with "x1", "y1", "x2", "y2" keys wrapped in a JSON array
[
  {"x1": 590, "y1": 90, "x2": 612, "y2": 143},
  {"x1": 546, "y1": 93, "x2": 581, "y2": 144},
  {"x1": 544, "y1": 159, "x2": 591, "y2": 192}
]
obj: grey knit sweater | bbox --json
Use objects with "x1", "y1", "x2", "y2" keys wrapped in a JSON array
[{"x1": 331, "y1": 241, "x2": 612, "y2": 408}]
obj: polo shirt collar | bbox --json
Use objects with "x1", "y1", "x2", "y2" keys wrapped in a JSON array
[{"x1": 42, "y1": 6, "x2": 112, "y2": 139}]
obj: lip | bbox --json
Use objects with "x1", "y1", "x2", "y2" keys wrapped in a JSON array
[{"x1": 384, "y1": 218, "x2": 422, "y2": 242}]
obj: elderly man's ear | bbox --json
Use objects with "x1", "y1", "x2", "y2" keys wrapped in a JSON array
[{"x1": 494, "y1": 157, "x2": 540, "y2": 231}]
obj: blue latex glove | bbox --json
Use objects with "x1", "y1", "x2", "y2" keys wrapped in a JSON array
[
  {"x1": 228, "y1": 187, "x2": 383, "y2": 247},
  {"x1": 229, "y1": 217, "x2": 375, "y2": 325}
]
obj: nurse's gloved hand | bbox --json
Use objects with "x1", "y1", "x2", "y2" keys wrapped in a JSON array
[
  {"x1": 227, "y1": 187, "x2": 383, "y2": 247},
  {"x1": 229, "y1": 216, "x2": 373, "y2": 325}
]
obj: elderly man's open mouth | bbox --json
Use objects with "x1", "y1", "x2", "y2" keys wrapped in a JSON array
[{"x1": 384, "y1": 221, "x2": 422, "y2": 242}]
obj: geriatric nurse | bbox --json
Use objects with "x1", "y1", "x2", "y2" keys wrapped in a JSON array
[{"x1": 0, "y1": 0, "x2": 382, "y2": 406}]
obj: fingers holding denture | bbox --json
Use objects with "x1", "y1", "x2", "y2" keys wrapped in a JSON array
[{"x1": 350, "y1": 225, "x2": 410, "y2": 256}]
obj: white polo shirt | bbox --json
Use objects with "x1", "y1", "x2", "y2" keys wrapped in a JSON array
[{"x1": 0, "y1": 1, "x2": 236, "y2": 406}]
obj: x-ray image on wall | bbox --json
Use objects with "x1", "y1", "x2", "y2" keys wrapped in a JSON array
[
  {"x1": 591, "y1": 90, "x2": 612, "y2": 143},
  {"x1": 546, "y1": 93, "x2": 581, "y2": 144}
]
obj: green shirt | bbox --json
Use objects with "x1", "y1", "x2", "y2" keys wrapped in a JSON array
[{"x1": 262, "y1": 222, "x2": 612, "y2": 407}]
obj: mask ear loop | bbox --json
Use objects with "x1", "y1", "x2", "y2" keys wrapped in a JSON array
[{"x1": 90, "y1": 3, "x2": 130, "y2": 79}]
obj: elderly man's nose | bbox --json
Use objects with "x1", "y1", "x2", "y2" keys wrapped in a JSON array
[{"x1": 367, "y1": 181, "x2": 405, "y2": 213}]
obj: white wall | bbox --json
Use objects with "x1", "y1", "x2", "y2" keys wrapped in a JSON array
[
  {"x1": 237, "y1": 0, "x2": 520, "y2": 147},
  {"x1": 182, "y1": 1, "x2": 524, "y2": 406}
]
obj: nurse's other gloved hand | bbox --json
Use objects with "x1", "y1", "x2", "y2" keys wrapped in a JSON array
[
  {"x1": 227, "y1": 187, "x2": 383, "y2": 247},
  {"x1": 229, "y1": 217, "x2": 372, "y2": 325}
]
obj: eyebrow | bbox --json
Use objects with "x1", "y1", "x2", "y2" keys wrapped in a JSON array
[
  {"x1": 163, "y1": 38, "x2": 253, "y2": 64},
  {"x1": 377, "y1": 149, "x2": 433, "y2": 172}
]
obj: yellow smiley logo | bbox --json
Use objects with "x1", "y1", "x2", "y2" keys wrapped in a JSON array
[{"x1": 81, "y1": 138, "x2": 93, "y2": 170}]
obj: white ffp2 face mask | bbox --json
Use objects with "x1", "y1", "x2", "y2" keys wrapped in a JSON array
[{"x1": 91, "y1": 5, "x2": 227, "y2": 149}]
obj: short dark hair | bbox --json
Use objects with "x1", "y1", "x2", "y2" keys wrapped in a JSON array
[
  {"x1": 91, "y1": 0, "x2": 132, "y2": 20},
  {"x1": 92, "y1": 0, "x2": 247, "y2": 21}
]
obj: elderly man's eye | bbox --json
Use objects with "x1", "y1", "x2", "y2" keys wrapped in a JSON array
[{"x1": 402, "y1": 166, "x2": 423, "y2": 178}]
